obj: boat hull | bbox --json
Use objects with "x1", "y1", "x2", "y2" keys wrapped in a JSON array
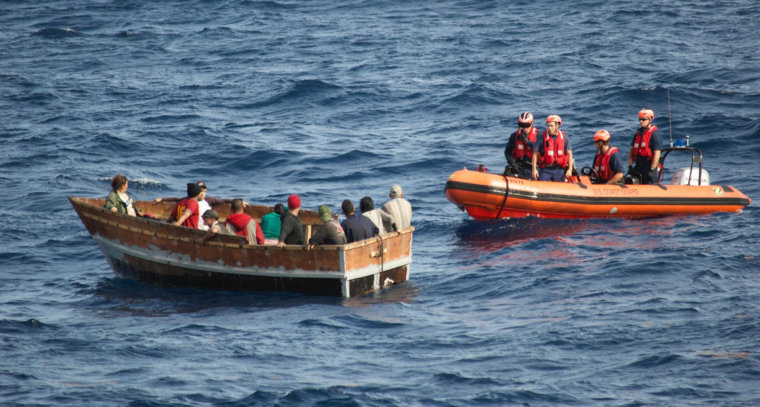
[
  {"x1": 70, "y1": 197, "x2": 413, "y2": 297},
  {"x1": 445, "y1": 169, "x2": 751, "y2": 220}
]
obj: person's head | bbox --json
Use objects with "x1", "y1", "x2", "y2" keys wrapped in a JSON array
[
  {"x1": 342, "y1": 199, "x2": 355, "y2": 216},
  {"x1": 517, "y1": 111, "x2": 534, "y2": 133},
  {"x1": 187, "y1": 182, "x2": 202, "y2": 199},
  {"x1": 593, "y1": 130, "x2": 611, "y2": 151},
  {"x1": 202, "y1": 209, "x2": 218, "y2": 226},
  {"x1": 287, "y1": 194, "x2": 301, "y2": 212},
  {"x1": 638, "y1": 108, "x2": 654, "y2": 127},
  {"x1": 359, "y1": 196, "x2": 374, "y2": 213},
  {"x1": 196, "y1": 181, "x2": 207, "y2": 200},
  {"x1": 389, "y1": 184, "x2": 403, "y2": 199},
  {"x1": 273, "y1": 203, "x2": 286, "y2": 216},
  {"x1": 111, "y1": 174, "x2": 128, "y2": 192},
  {"x1": 231, "y1": 198, "x2": 244, "y2": 213},
  {"x1": 546, "y1": 115, "x2": 562, "y2": 135},
  {"x1": 318, "y1": 205, "x2": 332, "y2": 223}
]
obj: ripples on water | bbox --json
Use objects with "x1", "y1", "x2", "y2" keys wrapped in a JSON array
[{"x1": 1, "y1": 0, "x2": 759, "y2": 405}]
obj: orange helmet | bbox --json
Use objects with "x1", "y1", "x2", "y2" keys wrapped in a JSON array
[
  {"x1": 546, "y1": 114, "x2": 562, "y2": 125},
  {"x1": 638, "y1": 108, "x2": 654, "y2": 120},
  {"x1": 518, "y1": 111, "x2": 534, "y2": 125},
  {"x1": 593, "y1": 130, "x2": 611, "y2": 142}
]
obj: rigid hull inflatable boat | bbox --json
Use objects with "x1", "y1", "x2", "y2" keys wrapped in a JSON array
[{"x1": 445, "y1": 147, "x2": 750, "y2": 220}]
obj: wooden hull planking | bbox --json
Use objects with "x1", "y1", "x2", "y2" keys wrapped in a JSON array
[{"x1": 70, "y1": 197, "x2": 413, "y2": 297}]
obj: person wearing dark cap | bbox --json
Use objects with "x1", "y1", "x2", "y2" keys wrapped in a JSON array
[
  {"x1": 226, "y1": 198, "x2": 265, "y2": 245},
  {"x1": 277, "y1": 195, "x2": 305, "y2": 247},
  {"x1": 380, "y1": 184, "x2": 412, "y2": 232},
  {"x1": 340, "y1": 199, "x2": 378, "y2": 244},
  {"x1": 153, "y1": 181, "x2": 244, "y2": 231},
  {"x1": 197, "y1": 209, "x2": 229, "y2": 244},
  {"x1": 309, "y1": 205, "x2": 346, "y2": 247},
  {"x1": 167, "y1": 182, "x2": 202, "y2": 228}
]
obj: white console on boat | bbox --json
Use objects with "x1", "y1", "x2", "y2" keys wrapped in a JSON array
[{"x1": 671, "y1": 167, "x2": 710, "y2": 186}]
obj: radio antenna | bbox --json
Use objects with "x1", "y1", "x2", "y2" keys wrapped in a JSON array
[{"x1": 667, "y1": 88, "x2": 674, "y2": 147}]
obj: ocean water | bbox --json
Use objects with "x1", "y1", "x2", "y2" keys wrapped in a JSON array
[{"x1": 2, "y1": 0, "x2": 759, "y2": 405}]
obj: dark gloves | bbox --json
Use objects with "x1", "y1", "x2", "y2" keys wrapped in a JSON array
[
  {"x1": 627, "y1": 165, "x2": 633, "y2": 174},
  {"x1": 511, "y1": 162, "x2": 520, "y2": 172},
  {"x1": 519, "y1": 133, "x2": 530, "y2": 144}
]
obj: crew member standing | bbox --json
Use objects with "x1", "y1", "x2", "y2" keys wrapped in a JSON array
[
  {"x1": 628, "y1": 108, "x2": 662, "y2": 184},
  {"x1": 591, "y1": 130, "x2": 625, "y2": 185},
  {"x1": 504, "y1": 111, "x2": 538, "y2": 179},
  {"x1": 532, "y1": 114, "x2": 573, "y2": 182}
]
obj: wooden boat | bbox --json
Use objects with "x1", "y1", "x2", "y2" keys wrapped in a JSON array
[
  {"x1": 69, "y1": 197, "x2": 413, "y2": 297},
  {"x1": 445, "y1": 147, "x2": 751, "y2": 220}
]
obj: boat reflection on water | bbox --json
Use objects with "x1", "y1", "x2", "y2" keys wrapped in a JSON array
[
  {"x1": 454, "y1": 218, "x2": 586, "y2": 253},
  {"x1": 454, "y1": 215, "x2": 688, "y2": 259}
]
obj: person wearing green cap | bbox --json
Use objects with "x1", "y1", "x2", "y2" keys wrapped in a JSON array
[{"x1": 308, "y1": 205, "x2": 346, "y2": 247}]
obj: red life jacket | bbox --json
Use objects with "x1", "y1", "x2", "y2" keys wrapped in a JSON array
[
  {"x1": 633, "y1": 125, "x2": 658, "y2": 158},
  {"x1": 539, "y1": 130, "x2": 568, "y2": 168},
  {"x1": 593, "y1": 146, "x2": 620, "y2": 181},
  {"x1": 511, "y1": 127, "x2": 537, "y2": 160},
  {"x1": 226, "y1": 213, "x2": 251, "y2": 237}
]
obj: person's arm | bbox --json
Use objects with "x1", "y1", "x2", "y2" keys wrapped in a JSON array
[
  {"x1": 608, "y1": 172, "x2": 624, "y2": 184},
  {"x1": 173, "y1": 208, "x2": 193, "y2": 227},
  {"x1": 505, "y1": 134, "x2": 515, "y2": 165},
  {"x1": 154, "y1": 196, "x2": 181, "y2": 203},
  {"x1": 531, "y1": 154, "x2": 539, "y2": 180},
  {"x1": 255, "y1": 221, "x2": 265, "y2": 245},
  {"x1": 104, "y1": 191, "x2": 120, "y2": 213},
  {"x1": 565, "y1": 149, "x2": 574, "y2": 179},
  {"x1": 198, "y1": 226, "x2": 217, "y2": 245},
  {"x1": 309, "y1": 225, "x2": 326, "y2": 246},
  {"x1": 277, "y1": 217, "x2": 291, "y2": 247}
]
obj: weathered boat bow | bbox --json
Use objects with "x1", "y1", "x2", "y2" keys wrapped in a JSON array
[{"x1": 70, "y1": 197, "x2": 413, "y2": 297}]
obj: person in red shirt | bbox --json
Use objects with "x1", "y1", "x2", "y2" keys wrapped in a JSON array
[
  {"x1": 225, "y1": 198, "x2": 265, "y2": 245},
  {"x1": 168, "y1": 183, "x2": 202, "y2": 228}
]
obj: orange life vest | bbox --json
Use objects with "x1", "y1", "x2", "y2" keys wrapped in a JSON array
[
  {"x1": 593, "y1": 146, "x2": 620, "y2": 181},
  {"x1": 632, "y1": 125, "x2": 658, "y2": 158},
  {"x1": 511, "y1": 127, "x2": 537, "y2": 160},
  {"x1": 539, "y1": 130, "x2": 568, "y2": 168}
]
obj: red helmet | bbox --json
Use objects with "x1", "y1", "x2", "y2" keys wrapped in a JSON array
[
  {"x1": 593, "y1": 130, "x2": 611, "y2": 142},
  {"x1": 546, "y1": 114, "x2": 562, "y2": 125},
  {"x1": 638, "y1": 108, "x2": 654, "y2": 120},
  {"x1": 518, "y1": 111, "x2": 534, "y2": 125}
]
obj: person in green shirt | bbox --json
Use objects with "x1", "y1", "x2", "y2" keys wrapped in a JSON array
[{"x1": 260, "y1": 203, "x2": 285, "y2": 245}]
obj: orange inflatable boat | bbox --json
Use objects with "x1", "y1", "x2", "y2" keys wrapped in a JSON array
[{"x1": 445, "y1": 147, "x2": 751, "y2": 220}]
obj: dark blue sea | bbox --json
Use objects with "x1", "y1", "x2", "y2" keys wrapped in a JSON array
[{"x1": 2, "y1": 1, "x2": 759, "y2": 405}]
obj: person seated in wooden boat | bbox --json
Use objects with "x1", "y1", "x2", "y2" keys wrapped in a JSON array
[
  {"x1": 627, "y1": 108, "x2": 662, "y2": 184},
  {"x1": 260, "y1": 203, "x2": 285, "y2": 245},
  {"x1": 380, "y1": 184, "x2": 412, "y2": 232},
  {"x1": 277, "y1": 195, "x2": 305, "y2": 247},
  {"x1": 153, "y1": 181, "x2": 244, "y2": 231},
  {"x1": 340, "y1": 199, "x2": 378, "y2": 244},
  {"x1": 308, "y1": 205, "x2": 347, "y2": 247},
  {"x1": 590, "y1": 130, "x2": 626, "y2": 185},
  {"x1": 531, "y1": 114, "x2": 574, "y2": 182},
  {"x1": 226, "y1": 198, "x2": 265, "y2": 245},
  {"x1": 197, "y1": 209, "x2": 231, "y2": 244},
  {"x1": 360, "y1": 196, "x2": 392, "y2": 235},
  {"x1": 504, "y1": 111, "x2": 538, "y2": 179},
  {"x1": 167, "y1": 182, "x2": 203, "y2": 228},
  {"x1": 104, "y1": 174, "x2": 143, "y2": 217}
]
